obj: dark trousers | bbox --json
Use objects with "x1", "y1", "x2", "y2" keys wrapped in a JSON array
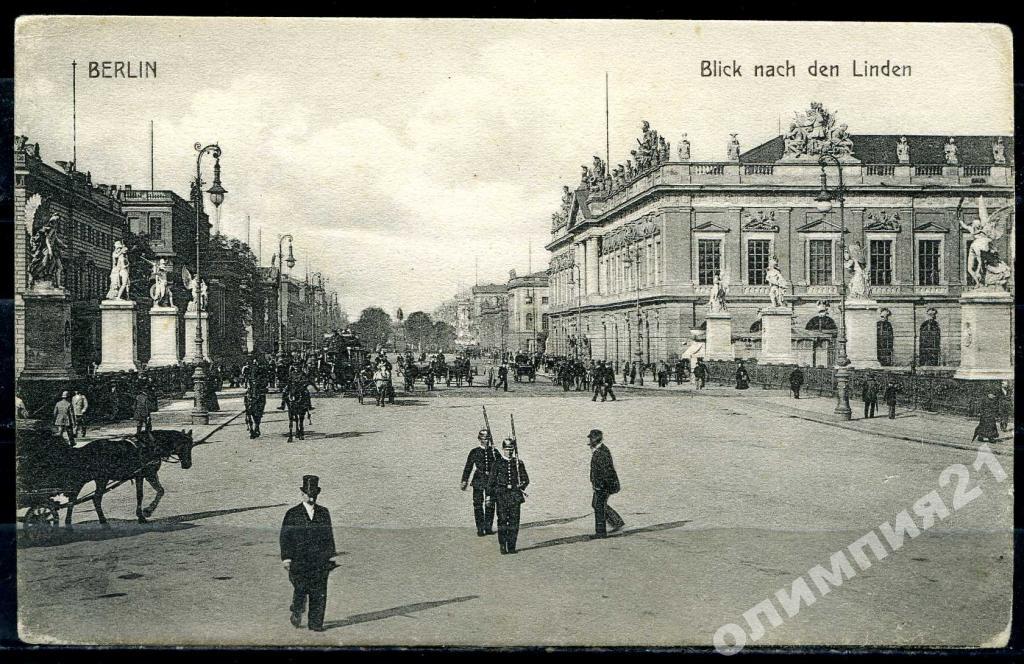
[
  {"x1": 56, "y1": 425, "x2": 76, "y2": 446},
  {"x1": 864, "y1": 399, "x2": 876, "y2": 418},
  {"x1": 696, "y1": 376, "x2": 705, "y2": 389},
  {"x1": 472, "y1": 486, "x2": 495, "y2": 534},
  {"x1": 792, "y1": 385, "x2": 801, "y2": 399},
  {"x1": 592, "y1": 384, "x2": 604, "y2": 401},
  {"x1": 495, "y1": 377, "x2": 508, "y2": 391},
  {"x1": 592, "y1": 490, "x2": 624, "y2": 535},
  {"x1": 495, "y1": 498, "x2": 521, "y2": 553},
  {"x1": 135, "y1": 416, "x2": 152, "y2": 436},
  {"x1": 887, "y1": 401, "x2": 896, "y2": 419},
  {"x1": 289, "y1": 567, "x2": 329, "y2": 629}
]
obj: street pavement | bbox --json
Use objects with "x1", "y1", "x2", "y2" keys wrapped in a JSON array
[{"x1": 17, "y1": 375, "x2": 1014, "y2": 647}]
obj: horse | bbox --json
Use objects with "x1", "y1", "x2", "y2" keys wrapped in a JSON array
[
  {"x1": 62, "y1": 429, "x2": 195, "y2": 526},
  {"x1": 285, "y1": 388, "x2": 310, "y2": 441},
  {"x1": 244, "y1": 382, "x2": 268, "y2": 439}
]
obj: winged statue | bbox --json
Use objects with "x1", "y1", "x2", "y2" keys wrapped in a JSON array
[
  {"x1": 25, "y1": 194, "x2": 66, "y2": 289},
  {"x1": 960, "y1": 196, "x2": 1012, "y2": 288},
  {"x1": 182, "y1": 265, "x2": 201, "y2": 311}
]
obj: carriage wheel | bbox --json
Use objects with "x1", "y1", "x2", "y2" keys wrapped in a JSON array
[{"x1": 23, "y1": 502, "x2": 61, "y2": 541}]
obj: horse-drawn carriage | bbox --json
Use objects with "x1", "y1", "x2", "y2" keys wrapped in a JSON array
[
  {"x1": 16, "y1": 421, "x2": 195, "y2": 541},
  {"x1": 324, "y1": 329, "x2": 369, "y2": 394},
  {"x1": 515, "y1": 361, "x2": 536, "y2": 382}
]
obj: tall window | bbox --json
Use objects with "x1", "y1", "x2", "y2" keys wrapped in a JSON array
[
  {"x1": 808, "y1": 239, "x2": 833, "y2": 285},
  {"x1": 869, "y1": 239, "x2": 893, "y2": 285},
  {"x1": 877, "y1": 320, "x2": 894, "y2": 366},
  {"x1": 918, "y1": 240, "x2": 941, "y2": 285},
  {"x1": 920, "y1": 319, "x2": 941, "y2": 366},
  {"x1": 697, "y1": 239, "x2": 721, "y2": 285},
  {"x1": 150, "y1": 217, "x2": 163, "y2": 240},
  {"x1": 747, "y1": 239, "x2": 771, "y2": 285}
]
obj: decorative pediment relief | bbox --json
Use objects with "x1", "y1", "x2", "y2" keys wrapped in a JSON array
[
  {"x1": 864, "y1": 211, "x2": 902, "y2": 232},
  {"x1": 742, "y1": 210, "x2": 780, "y2": 232}
]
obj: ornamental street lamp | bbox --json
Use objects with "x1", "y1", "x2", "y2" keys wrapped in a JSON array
[
  {"x1": 192, "y1": 143, "x2": 226, "y2": 425},
  {"x1": 276, "y1": 234, "x2": 297, "y2": 363},
  {"x1": 815, "y1": 152, "x2": 852, "y2": 421}
]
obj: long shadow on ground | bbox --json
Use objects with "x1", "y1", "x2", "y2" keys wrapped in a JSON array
[
  {"x1": 19, "y1": 503, "x2": 287, "y2": 549},
  {"x1": 323, "y1": 595, "x2": 479, "y2": 630},
  {"x1": 518, "y1": 520, "x2": 692, "y2": 552}
]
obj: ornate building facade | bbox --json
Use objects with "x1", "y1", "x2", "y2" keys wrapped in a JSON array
[
  {"x1": 506, "y1": 270, "x2": 549, "y2": 354},
  {"x1": 545, "y1": 104, "x2": 1014, "y2": 369}
]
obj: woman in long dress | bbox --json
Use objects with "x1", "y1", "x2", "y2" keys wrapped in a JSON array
[
  {"x1": 974, "y1": 391, "x2": 1001, "y2": 442},
  {"x1": 735, "y1": 361, "x2": 750, "y2": 390}
]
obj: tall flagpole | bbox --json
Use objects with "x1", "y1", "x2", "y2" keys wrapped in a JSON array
[
  {"x1": 605, "y1": 71, "x2": 610, "y2": 169},
  {"x1": 72, "y1": 61, "x2": 77, "y2": 166},
  {"x1": 150, "y1": 120, "x2": 155, "y2": 189}
]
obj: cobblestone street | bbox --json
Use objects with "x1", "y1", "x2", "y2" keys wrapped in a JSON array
[{"x1": 17, "y1": 379, "x2": 1014, "y2": 647}]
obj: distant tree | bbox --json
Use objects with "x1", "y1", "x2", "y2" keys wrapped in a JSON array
[
  {"x1": 404, "y1": 311, "x2": 434, "y2": 349},
  {"x1": 432, "y1": 320, "x2": 457, "y2": 351},
  {"x1": 207, "y1": 233, "x2": 261, "y2": 351},
  {"x1": 352, "y1": 307, "x2": 392, "y2": 350}
]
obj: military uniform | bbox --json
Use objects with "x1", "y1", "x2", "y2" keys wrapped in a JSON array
[
  {"x1": 461, "y1": 431, "x2": 500, "y2": 536},
  {"x1": 487, "y1": 441, "x2": 529, "y2": 554}
]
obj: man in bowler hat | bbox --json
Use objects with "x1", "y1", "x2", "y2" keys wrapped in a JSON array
[
  {"x1": 588, "y1": 429, "x2": 624, "y2": 538},
  {"x1": 280, "y1": 475, "x2": 338, "y2": 632},
  {"x1": 461, "y1": 429, "x2": 500, "y2": 536}
]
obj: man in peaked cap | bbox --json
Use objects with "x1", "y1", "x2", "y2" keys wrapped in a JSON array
[
  {"x1": 280, "y1": 475, "x2": 338, "y2": 632},
  {"x1": 588, "y1": 429, "x2": 624, "y2": 538},
  {"x1": 461, "y1": 429, "x2": 501, "y2": 536}
]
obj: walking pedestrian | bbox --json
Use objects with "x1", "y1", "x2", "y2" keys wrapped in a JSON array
[
  {"x1": 602, "y1": 362, "x2": 617, "y2": 402},
  {"x1": 735, "y1": 361, "x2": 750, "y2": 390},
  {"x1": 789, "y1": 367, "x2": 804, "y2": 399},
  {"x1": 629, "y1": 362, "x2": 637, "y2": 385},
  {"x1": 53, "y1": 391, "x2": 76, "y2": 446},
  {"x1": 862, "y1": 375, "x2": 879, "y2": 419},
  {"x1": 134, "y1": 387, "x2": 153, "y2": 440},
  {"x1": 461, "y1": 429, "x2": 499, "y2": 536},
  {"x1": 588, "y1": 429, "x2": 623, "y2": 538},
  {"x1": 495, "y1": 363, "x2": 509, "y2": 392},
  {"x1": 693, "y1": 359, "x2": 707, "y2": 390},
  {"x1": 280, "y1": 476, "x2": 338, "y2": 632},
  {"x1": 884, "y1": 379, "x2": 900, "y2": 419},
  {"x1": 487, "y1": 438, "x2": 528, "y2": 555},
  {"x1": 71, "y1": 389, "x2": 89, "y2": 437},
  {"x1": 974, "y1": 391, "x2": 1001, "y2": 443}
]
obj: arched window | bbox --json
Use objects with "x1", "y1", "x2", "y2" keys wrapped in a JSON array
[
  {"x1": 749, "y1": 319, "x2": 762, "y2": 333},
  {"x1": 919, "y1": 319, "x2": 941, "y2": 366},
  {"x1": 877, "y1": 319, "x2": 894, "y2": 366},
  {"x1": 806, "y1": 314, "x2": 837, "y2": 332}
]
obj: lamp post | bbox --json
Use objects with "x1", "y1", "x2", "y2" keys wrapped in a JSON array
[
  {"x1": 276, "y1": 234, "x2": 296, "y2": 363},
  {"x1": 191, "y1": 143, "x2": 226, "y2": 425},
  {"x1": 815, "y1": 152, "x2": 852, "y2": 420},
  {"x1": 310, "y1": 271, "x2": 323, "y2": 350}
]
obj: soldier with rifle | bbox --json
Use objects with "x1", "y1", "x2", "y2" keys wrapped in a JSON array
[
  {"x1": 460, "y1": 412, "x2": 500, "y2": 536},
  {"x1": 486, "y1": 414, "x2": 529, "y2": 554}
]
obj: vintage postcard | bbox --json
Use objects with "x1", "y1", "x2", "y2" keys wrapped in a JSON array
[{"x1": 12, "y1": 17, "x2": 1014, "y2": 649}]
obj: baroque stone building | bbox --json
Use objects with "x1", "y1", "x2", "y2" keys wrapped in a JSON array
[
  {"x1": 545, "y1": 105, "x2": 1014, "y2": 369},
  {"x1": 14, "y1": 136, "x2": 129, "y2": 377}
]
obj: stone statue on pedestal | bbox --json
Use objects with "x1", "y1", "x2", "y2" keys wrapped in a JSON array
[
  {"x1": 896, "y1": 136, "x2": 910, "y2": 163},
  {"x1": 844, "y1": 243, "x2": 869, "y2": 298},
  {"x1": 765, "y1": 257, "x2": 788, "y2": 307},
  {"x1": 707, "y1": 271, "x2": 729, "y2": 313},
  {"x1": 24, "y1": 194, "x2": 66, "y2": 290},
  {"x1": 727, "y1": 133, "x2": 741, "y2": 161},
  {"x1": 105, "y1": 240, "x2": 131, "y2": 300},
  {"x1": 943, "y1": 137, "x2": 958, "y2": 165},
  {"x1": 959, "y1": 196, "x2": 1011, "y2": 290},
  {"x1": 145, "y1": 257, "x2": 174, "y2": 307},
  {"x1": 677, "y1": 133, "x2": 690, "y2": 161}
]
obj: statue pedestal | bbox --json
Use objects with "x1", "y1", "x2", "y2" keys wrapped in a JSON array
[
  {"x1": 705, "y1": 312, "x2": 735, "y2": 361},
  {"x1": 844, "y1": 299, "x2": 881, "y2": 369},
  {"x1": 97, "y1": 299, "x2": 140, "y2": 373},
  {"x1": 184, "y1": 310, "x2": 210, "y2": 362},
  {"x1": 759, "y1": 306, "x2": 796, "y2": 364},
  {"x1": 20, "y1": 289, "x2": 77, "y2": 380},
  {"x1": 148, "y1": 306, "x2": 181, "y2": 367},
  {"x1": 955, "y1": 288, "x2": 1013, "y2": 380}
]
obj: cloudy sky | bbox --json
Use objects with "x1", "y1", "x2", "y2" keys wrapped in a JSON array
[{"x1": 16, "y1": 18, "x2": 1013, "y2": 316}]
